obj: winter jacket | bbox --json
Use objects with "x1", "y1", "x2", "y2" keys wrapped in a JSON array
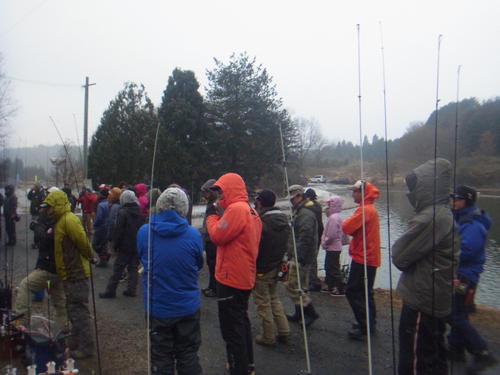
[
  {"x1": 28, "y1": 188, "x2": 46, "y2": 216},
  {"x1": 256, "y1": 206, "x2": 290, "y2": 274},
  {"x1": 32, "y1": 210, "x2": 57, "y2": 274},
  {"x1": 4, "y1": 185, "x2": 17, "y2": 217},
  {"x1": 322, "y1": 196, "x2": 344, "y2": 252},
  {"x1": 453, "y1": 205, "x2": 491, "y2": 284},
  {"x1": 137, "y1": 209, "x2": 203, "y2": 318},
  {"x1": 93, "y1": 199, "x2": 109, "y2": 229},
  {"x1": 206, "y1": 173, "x2": 262, "y2": 290},
  {"x1": 44, "y1": 190, "x2": 94, "y2": 281},
  {"x1": 286, "y1": 198, "x2": 318, "y2": 265},
  {"x1": 309, "y1": 200, "x2": 325, "y2": 242},
  {"x1": 342, "y1": 182, "x2": 381, "y2": 267},
  {"x1": 201, "y1": 195, "x2": 224, "y2": 242},
  {"x1": 134, "y1": 183, "x2": 149, "y2": 218},
  {"x1": 107, "y1": 203, "x2": 122, "y2": 241},
  {"x1": 392, "y1": 158, "x2": 460, "y2": 318},
  {"x1": 113, "y1": 203, "x2": 143, "y2": 253},
  {"x1": 76, "y1": 191, "x2": 97, "y2": 213}
]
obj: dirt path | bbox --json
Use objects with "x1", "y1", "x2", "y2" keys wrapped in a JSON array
[{"x1": 2, "y1": 213, "x2": 499, "y2": 374}]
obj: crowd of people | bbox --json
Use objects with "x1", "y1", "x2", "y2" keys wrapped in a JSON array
[{"x1": 3, "y1": 159, "x2": 497, "y2": 374}]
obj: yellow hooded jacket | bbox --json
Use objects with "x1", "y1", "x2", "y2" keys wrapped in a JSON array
[{"x1": 44, "y1": 190, "x2": 94, "y2": 280}]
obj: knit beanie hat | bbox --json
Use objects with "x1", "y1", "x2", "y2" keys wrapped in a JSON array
[
  {"x1": 156, "y1": 187, "x2": 189, "y2": 218},
  {"x1": 108, "y1": 187, "x2": 123, "y2": 203},
  {"x1": 255, "y1": 189, "x2": 276, "y2": 207}
]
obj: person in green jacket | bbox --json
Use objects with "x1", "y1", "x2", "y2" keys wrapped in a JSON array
[{"x1": 43, "y1": 190, "x2": 95, "y2": 360}]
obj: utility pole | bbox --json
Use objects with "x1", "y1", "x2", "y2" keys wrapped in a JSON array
[{"x1": 82, "y1": 77, "x2": 96, "y2": 182}]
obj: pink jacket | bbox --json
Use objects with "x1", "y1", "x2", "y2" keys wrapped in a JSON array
[{"x1": 321, "y1": 196, "x2": 344, "y2": 251}]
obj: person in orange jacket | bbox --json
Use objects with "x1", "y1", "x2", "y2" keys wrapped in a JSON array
[
  {"x1": 341, "y1": 180, "x2": 381, "y2": 340},
  {"x1": 206, "y1": 173, "x2": 262, "y2": 375}
]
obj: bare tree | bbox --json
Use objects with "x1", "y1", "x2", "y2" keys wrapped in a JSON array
[
  {"x1": 0, "y1": 54, "x2": 17, "y2": 140},
  {"x1": 293, "y1": 117, "x2": 327, "y2": 172}
]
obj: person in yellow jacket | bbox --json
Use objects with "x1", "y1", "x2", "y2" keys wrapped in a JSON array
[{"x1": 43, "y1": 189, "x2": 95, "y2": 359}]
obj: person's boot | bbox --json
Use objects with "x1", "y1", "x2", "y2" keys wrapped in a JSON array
[
  {"x1": 286, "y1": 305, "x2": 302, "y2": 323},
  {"x1": 95, "y1": 255, "x2": 108, "y2": 267},
  {"x1": 303, "y1": 303, "x2": 320, "y2": 327}
]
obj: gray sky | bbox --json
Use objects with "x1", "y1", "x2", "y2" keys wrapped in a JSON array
[{"x1": 1, "y1": 0, "x2": 499, "y2": 149}]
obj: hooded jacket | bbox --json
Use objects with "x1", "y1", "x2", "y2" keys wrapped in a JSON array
[
  {"x1": 76, "y1": 190, "x2": 97, "y2": 213},
  {"x1": 286, "y1": 198, "x2": 318, "y2": 265},
  {"x1": 342, "y1": 182, "x2": 381, "y2": 267},
  {"x1": 113, "y1": 199, "x2": 144, "y2": 253},
  {"x1": 453, "y1": 205, "x2": 491, "y2": 284},
  {"x1": 4, "y1": 184, "x2": 17, "y2": 217},
  {"x1": 206, "y1": 173, "x2": 262, "y2": 290},
  {"x1": 256, "y1": 206, "x2": 290, "y2": 274},
  {"x1": 28, "y1": 186, "x2": 46, "y2": 216},
  {"x1": 44, "y1": 190, "x2": 94, "y2": 281},
  {"x1": 134, "y1": 183, "x2": 149, "y2": 218},
  {"x1": 137, "y1": 209, "x2": 203, "y2": 318},
  {"x1": 322, "y1": 196, "x2": 344, "y2": 252},
  {"x1": 392, "y1": 158, "x2": 460, "y2": 318}
]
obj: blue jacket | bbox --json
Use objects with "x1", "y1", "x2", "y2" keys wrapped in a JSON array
[
  {"x1": 137, "y1": 209, "x2": 203, "y2": 318},
  {"x1": 453, "y1": 205, "x2": 492, "y2": 284},
  {"x1": 93, "y1": 199, "x2": 109, "y2": 229}
]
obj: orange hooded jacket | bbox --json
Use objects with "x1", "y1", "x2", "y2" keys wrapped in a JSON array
[
  {"x1": 206, "y1": 173, "x2": 262, "y2": 290},
  {"x1": 341, "y1": 182, "x2": 381, "y2": 267}
]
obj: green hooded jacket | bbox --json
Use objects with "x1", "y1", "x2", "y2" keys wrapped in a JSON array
[{"x1": 45, "y1": 190, "x2": 94, "y2": 281}]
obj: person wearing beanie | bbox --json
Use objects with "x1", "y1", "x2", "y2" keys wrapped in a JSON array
[
  {"x1": 285, "y1": 184, "x2": 320, "y2": 328},
  {"x1": 252, "y1": 189, "x2": 291, "y2": 346},
  {"x1": 200, "y1": 179, "x2": 224, "y2": 298},
  {"x1": 447, "y1": 185, "x2": 497, "y2": 373},
  {"x1": 145, "y1": 187, "x2": 162, "y2": 219},
  {"x1": 137, "y1": 187, "x2": 203, "y2": 374},
  {"x1": 342, "y1": 180, "x2": 381, "y2": 339},
  {"x1": 167, "y1": 183, "x2": 194, "y2": 225},
  {"x1": 392, "y1": 159, "x2": 459, "y2": 374},
  {"x1": 92, "y1": 188, "x2": 111, "y2": 267},
  {"x1": 99, "y1": 190, "x2": 144, "y2": 299},
  {"x1": 304, "y1": 188, "x2": 325, "y2": 292},
  {"x1": 27, "y1": 181, "x2": 46, "y2": 248},
  {"x1": 106, "y1": 187, "x2": 123, "y2": 242}
]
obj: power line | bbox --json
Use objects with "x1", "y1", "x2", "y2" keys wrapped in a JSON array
[
  {"x1": 6, "y1": 76, "x2": 81, "y2": 88},
  {"x1": 0, "y1": 0, "x2": 49, "y2": 38}
]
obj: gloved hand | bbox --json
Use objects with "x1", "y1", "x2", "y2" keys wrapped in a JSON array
[{"x1": 205, "y1": 203, "x2": 218, "y2": 217}]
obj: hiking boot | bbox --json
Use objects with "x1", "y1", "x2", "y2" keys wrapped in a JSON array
[
  {"x1": 348, "y1": 326, "x2": 376, "y2": 340},
  {"x1": 255, "y1": 335, "x2": 276, "y2": 347},
  {"x1": 330, "y1": 288, "x2": 346, "y2": 297},
  {"x1": 204, "y1": 289, "x2": 217, "y2": 297},
  {"x1": 286, "y1": 305, "x2": 302, "y2": 323},
  {"x1": 303, "y1": 303, "x2": 320, "y2": 327},
  {"x1": 466, "y1": 352, "x2": 497, "y2": 374},
  {"x1": 320, "y1": 287, "x2": 333, "y2": 294},
  {"x1": 123, "y1": 290, "x2": 136, "y2": 297},
  {"x1": 277, "y1": 333, "x2": 292, "y2": 343},
  {"x1": 69, "y1": 349, "x2": 94, "y2": 360},
  {"x1": 201, "y1": 287, "x2": 211, "y2": 293},
  {"x1": 98, "y1": 291, "x2": 116, "y2": 298}
]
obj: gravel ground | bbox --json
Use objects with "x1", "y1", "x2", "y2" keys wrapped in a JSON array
[{"x1": 1, "y1": 211, "x2": 499, "y2": 375}]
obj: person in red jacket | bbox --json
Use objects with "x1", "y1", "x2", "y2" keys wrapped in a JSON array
[
  {"x1": 206, "y1": 173, "x2": 262, "y2": 375},
  {"x1": 341, "y1": 180, "x2": 381, "y2": 340},
  {"x1": 76, "y1": 187, "x2": 97, "y2": 236}
]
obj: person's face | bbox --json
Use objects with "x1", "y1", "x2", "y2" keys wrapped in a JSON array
[
  {"x1": 46, "y1": 206, "x2": 55, "y2": 216},
  {"x1": 352, "y1": 189, "x2": 363, "y2": 204},
  {"x1": 450, "y1": 197, "x2": 466, "y2": 211},
  {"x1": 202, "y1": 190, "x2": 213, "y2": 199},
  {"x1": 290, "y1": 194, "x2": 302, "y2": 207}
]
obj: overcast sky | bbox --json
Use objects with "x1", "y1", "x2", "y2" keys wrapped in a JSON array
[{"x1": 1, "y1": 0, "x2": 499, "y2": 150}]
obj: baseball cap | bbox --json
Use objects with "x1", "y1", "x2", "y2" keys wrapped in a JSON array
[
  {"x1": 288, "y1": 184, "x2": 304, "y2": 199},
  {"x1": 347, "y1": 180, "x2": 365, "y2": 191},
  {"x1": 450, "y1": 185, "x2": 477, "y2": 205}
]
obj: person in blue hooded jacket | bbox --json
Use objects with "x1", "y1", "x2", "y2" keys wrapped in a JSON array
[
  {"x1": 137, "y1": 187, "x2": 203, "y2": 375},
  {"x1": 448, "y1": 185, "x2": 497, "y2": 374}
]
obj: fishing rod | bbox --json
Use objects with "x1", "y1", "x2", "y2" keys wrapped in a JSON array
[
  {"x1": 73, "y1": 114, "x2": 83, "y2": 167},
  {"x1": 379, "y1": 21, "x2": 397, "y2": 374},
  {"x1": 356, "y1": 23, "x2": 374, "y2": 375},
  {"x1": 49, "y1": 117, "x2": 80, "y2": 192}
]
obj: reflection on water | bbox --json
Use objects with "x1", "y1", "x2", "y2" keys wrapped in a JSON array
[{"x1": 315, "y1": 186, "x2": 500, "y2": 308}]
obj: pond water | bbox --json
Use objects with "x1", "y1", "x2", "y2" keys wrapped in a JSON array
[{"x1": 311, "y1": 184, "x2": 500, "y2": 308}]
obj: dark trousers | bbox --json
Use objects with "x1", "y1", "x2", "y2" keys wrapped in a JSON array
[
  {"x1": 217, "y1": 282, "x2": 253, "y2": 375},
  {"x1": 205, "y1": 241, "x2": 217, "y2": 291},
  {"x1": 92, "y1": 226, "x2": 108, "y2": 258},
  {"x1": 105, "y1": 251, "x2": 139, "y2": 295},
  {"x1": 398, "y1": 302, "x2": 447, "y2": 375},
  {"x1": 5, "y1": 216, "x2": 16, "y2": 243},
  {"x1": 446, "y1": 279, "x2": 488, "y2": 354},
  {"x1": 345, "y1": 261, "x2": 377, "y2": 329},
  {"x1": 324, "y1": 251, "x2": 345, "y2": 290},
  {"x1": 149, "y1": 311, "x2": 202, "y2": 375}
]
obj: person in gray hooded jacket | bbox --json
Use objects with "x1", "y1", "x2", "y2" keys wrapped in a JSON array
[{"x1": 392, "y1": 158, "x2": 460, "y2": 375}]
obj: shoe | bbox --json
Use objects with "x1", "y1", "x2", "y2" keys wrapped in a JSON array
[
  {"x1": 122, "y1": 290, "x2": 136, "y2": 297},
  {"x1": 201, "y1": 287, "x2": 211, "y2": 293},
  {"x1": 286, "y1": 305, "x2": 302, "y2": 323},
  {"x1": 204, "y1": 290, "x2": 217, "y2": 297},
  {"x1": 466, "y1": 352, "x2": 497, "y2": 374},
  {"x1": 348, "y1": 326, "x2": 376, "y2": 340},
  {"x1": 277, "y1": 333, "x2": 292, "y2": 343},
  {"x1": 320, "y1": 287, "x2": 333, "y2": 294},
  {"x1": 98, "y1": 292, "x2": 116, "y2": 298},
  {"x1": 308, "y1": 283, "x2": 321, "y2": 292},
  {"x1": 303, "y1": 303, "x2": 320, "y2": 327},
  {"x1": 330, "y1": 288, "x2": 345, "y2": 297},
  {"x1": 255, "y1": 334, "x2": 276, "y2": 347},
  {"x1": 69, "y1": 350, "x2": 93, "y2": 360}
]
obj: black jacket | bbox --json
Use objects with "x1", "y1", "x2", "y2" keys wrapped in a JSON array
[
  {"x1": 32, "y1": 211, "x2": 57, "y2": 274},
  {"x1": 256, "y1": 206, "x2": 290, "y2": 274},
  {"x1": 3, "y1": 185, "x2": 17, "y2": 217},
  {"x1": 113, "y1": 203, "x2": 144, "y2": 253},
  {"x1": 28, "y1": 188, "x2": 46, "y2": 215}
]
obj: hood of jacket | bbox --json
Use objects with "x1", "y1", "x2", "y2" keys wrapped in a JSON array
[
  {"x1": 407, "y1": 158, "x2": 452, "y2": 212},
  {"x1": 5, "y1": 184, "x2": 15, "y2": 196},
  {"x1": 454, "y1": 205, "x2": 492, "y2": 230},
  {"x1": 120, "y1": 190, "x2": 139, "y2": 205},
  {"x1": 44, "y1": 190, "x2": 71, "y2": 221},
  {"x1": 258, "y1": 206, "x2": 289, "y2": 232},
  {"x1": 149, "y1": 209, "x2": 189, "y2": 238},
  {"x1": 360, "y1": 182, "x2": 380, "y2": 205},
  {"x1": 146, "y1": 188, "x2": 162, "y2": 207},
  {"x1": 324, "y1": 195, "x2": 343, "y2": 214},
  {"x1": 134, "y1": 183, "x2": 147, "y2": 198},
  {"x1": 213, "y1": 173, "x2": 248, "y2": 210}
]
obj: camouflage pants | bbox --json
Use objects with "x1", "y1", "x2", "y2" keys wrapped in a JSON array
[{"x1": 64, "y1": 279, "x2": 95, "y2": 355}]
